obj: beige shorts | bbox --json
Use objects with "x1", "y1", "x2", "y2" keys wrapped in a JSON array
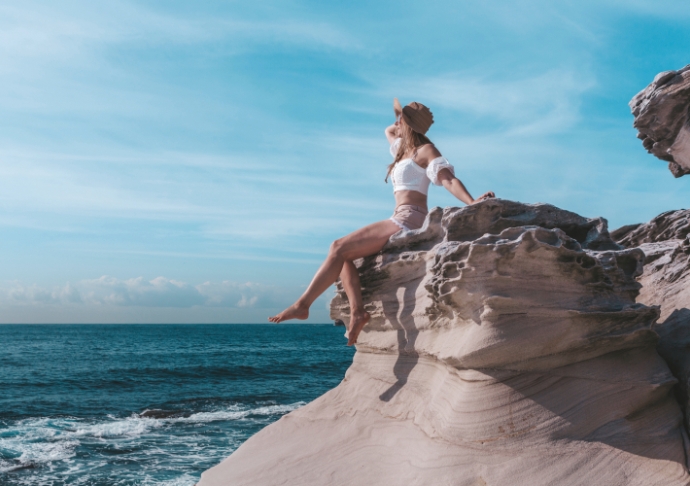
[{"x1": 390, "y1": 205, "x2": 428, "y2": 232}]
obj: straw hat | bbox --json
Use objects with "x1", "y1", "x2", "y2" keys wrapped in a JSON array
[{"x1": 393, "y1": 98, "x2": 434, "y2": 134}]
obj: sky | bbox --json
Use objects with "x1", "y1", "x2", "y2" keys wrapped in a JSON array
[{"x1": 1, "y1": 0, "x2": 689, "y2": 323}]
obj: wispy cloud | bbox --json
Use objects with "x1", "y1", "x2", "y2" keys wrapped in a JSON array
[
  {"x1": 599, "y1": 0, "x2": 690, "y2": 20},
  {"x1": 388, "y1": 68, "x2": 596, "y2": 136},
  {"x1": 0, "y1": 2, "x2": 359, "y2": 63},
  {"x1": 0, "y1": 134, "x2": 392, "y2": 243},
  {"x1": 0, "y1": 1, "x2": 361, "y2": 131}
]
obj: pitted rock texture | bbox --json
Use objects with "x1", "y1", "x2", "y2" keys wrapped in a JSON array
[
  {"x1": 200, "y1": 200, "x2": 690, "y2": 486},
  {"x1": 630, "y1": 65, "x2": 690, "y2": 177},
  {"x1": 614, "y1": 209, "x2": 690, "y2": 435}
]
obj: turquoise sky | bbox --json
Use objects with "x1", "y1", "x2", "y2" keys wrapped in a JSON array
[{"x1": 1, "y1": 0, "x2": 689, "y2": 323}]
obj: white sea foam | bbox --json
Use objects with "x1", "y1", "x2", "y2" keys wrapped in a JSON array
[
  {"x1": 0, "y1": 437, "x2": 78, "y2": 473},
  {"x1": 69, "y1": 416, "x2": 163, "y2": 439},
  {"x1": 2, "y1": 415, "x2": 163, "y2": 442},
  {"x1": 178, "y1": 402, "x2": 305, "y2": 424},
  {"x1": 141, "y1": 473, "x2": 198, "y2": 486},
  {"x1": 0, "y1": 401, "x2": 305, "y2": 478}
]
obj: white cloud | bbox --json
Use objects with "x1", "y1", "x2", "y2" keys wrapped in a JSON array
[
  {"x1": 0, "y1": 277, "x2": 295, "y2": 309},
  {"x1": 82, "y1": 276, "x2": 204, "y2": 308},
  {"x1": 7, "y1": 282, "x2": 81, "y2": 305},
  {"x1": 195, "y1": 280, "x2": 290, "y2": 308}
]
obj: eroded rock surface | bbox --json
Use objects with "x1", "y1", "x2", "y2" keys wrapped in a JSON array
[
  {"x1": 614, "y1": 209, "x2": 690, "y2": 435},
  {"x1": 630, "y1": 65, "x2": 690, "y2": 177},
  {"x1": 200, "y1": 200, "x2": 690, "y2": 486}
]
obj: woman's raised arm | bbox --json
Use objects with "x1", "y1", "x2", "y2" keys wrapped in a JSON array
[{"x1": 385, "y1": 124, "x2": 399, "y2": 144}]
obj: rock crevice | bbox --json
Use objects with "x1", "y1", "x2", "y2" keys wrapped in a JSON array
[{"x1": 614, "y1": 209, "x2": 690, "y2": 438}]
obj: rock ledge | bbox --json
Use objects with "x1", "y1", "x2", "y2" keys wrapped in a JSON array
[{"x1": 200, "y1": 200, "x2": 690, "y2": 486}]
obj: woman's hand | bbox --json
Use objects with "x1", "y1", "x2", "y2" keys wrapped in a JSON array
[{"x1": 472, "y1": 191, "x2": 495, "y2": 204}]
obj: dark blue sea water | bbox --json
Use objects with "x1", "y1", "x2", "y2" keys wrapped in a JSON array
[{"x1": 0, "y1": 324, "x2": 354, "y2": 485}]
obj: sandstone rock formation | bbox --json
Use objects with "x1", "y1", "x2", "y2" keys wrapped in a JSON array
[
  {"x1": 630, "y1": 65, "x2": 690, "y2": 177},
  {"x1": 613, "y1": 209, "x2": 690, "y2": 437},
  {"x1": 200, "y1": 200, "x2": 690, "y2": 486}
]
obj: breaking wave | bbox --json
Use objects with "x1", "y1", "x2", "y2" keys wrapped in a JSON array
[{"x1": 0, "y1": 402, "x2": 305, "y2": 483}]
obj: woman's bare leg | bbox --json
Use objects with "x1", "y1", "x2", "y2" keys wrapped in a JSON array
[
  {"x1": 268, "y1": 219, "x2": 400, "y2": 323},
  {"x1": 341, "y1": 261, "x2": 370, "y2": 346}
]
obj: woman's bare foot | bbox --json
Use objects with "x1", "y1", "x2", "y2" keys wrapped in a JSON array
[
  {"x1": 268, "y1": 302, "x2": 309, "y2": 323},
  {"x1": 346, "y1": 309, "x2": 370, "y2": 346}
]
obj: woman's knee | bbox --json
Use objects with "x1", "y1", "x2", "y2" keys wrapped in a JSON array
[{"x1": 329, "y1": 238, "x2": 346, "y2": 258}]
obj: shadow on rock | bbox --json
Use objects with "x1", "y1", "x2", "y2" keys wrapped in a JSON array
[
  {"x1": 656, "y1": 307, "x2": 690, "y2": 433},
  {"x1": 379, "y1": 279, "x2": 421, "y2": 402}
]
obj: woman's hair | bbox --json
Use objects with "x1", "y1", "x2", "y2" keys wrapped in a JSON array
[{"x1": 385, "y1": 119, "x2": 432, "y2": 182}]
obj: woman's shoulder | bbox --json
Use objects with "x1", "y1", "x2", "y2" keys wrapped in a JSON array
[{"x1": 416, "y1": 143, "x2": 442, "y2": 164}]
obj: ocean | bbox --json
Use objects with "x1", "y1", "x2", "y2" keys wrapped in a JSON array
[{"x1": 0, "y1": 324, "x2": 354, "y2": 485}]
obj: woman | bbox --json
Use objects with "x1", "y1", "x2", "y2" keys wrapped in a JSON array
[{"x1": 268, "y1": 99, "x2": 495, "y2": 345}]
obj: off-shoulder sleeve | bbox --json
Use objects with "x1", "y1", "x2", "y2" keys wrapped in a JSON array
[
  {"x1": 426, "y1": 156, "x2": 455, "y2": 185},
  {"x1": 389, "y1": 138, "x2": 401, "y2": 158}
]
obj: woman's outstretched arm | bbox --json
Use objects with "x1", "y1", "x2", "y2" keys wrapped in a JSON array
[
  {"x1": 416, "y1": 144, "x2": 495, "y2": 205},
  {"x1": 437, "y1": 168, "x2": 495, "y2": 205}
]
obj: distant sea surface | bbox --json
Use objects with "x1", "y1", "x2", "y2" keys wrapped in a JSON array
[{"x1": 0, "y1": 324, "x2": 354, "y2": 485}]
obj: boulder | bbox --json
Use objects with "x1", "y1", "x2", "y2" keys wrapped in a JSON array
[
  {"x1": 630, "y1": 65, "x2": 690, "y2": 177},
  {"x1": 199, "y1": 200, "x2": 690, "y2": 486}
]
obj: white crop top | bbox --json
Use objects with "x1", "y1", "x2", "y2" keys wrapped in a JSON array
[{"x1": 389, "y1": 138, "x2": 455, "y2": 195}]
